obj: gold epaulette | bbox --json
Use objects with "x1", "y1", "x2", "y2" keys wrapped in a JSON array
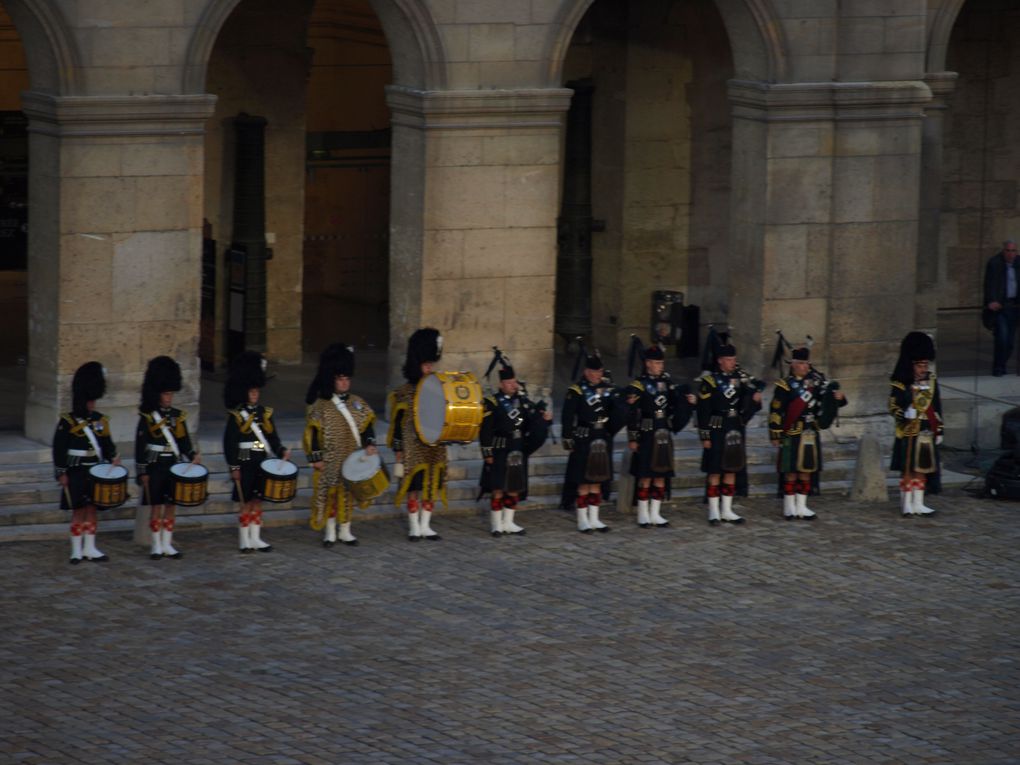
[
  {"x1": 568, "y1": 384, "x2": 582, "y2": 396},
  {"x1": 774, "y1": 378, "x2": 790, "y2": 392},
  {"x1": 699, "y1": 373, "x2": 717, "y2": 388},
  {"x1": 890, "y1": 380, "x2": 906, "y2": 391},
  {"x1": 628, "y1": 380, "x2": 644, "y2": 392}
]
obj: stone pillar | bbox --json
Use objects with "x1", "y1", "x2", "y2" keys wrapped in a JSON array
[
  {"x1": 385, "y1": 87, "x2": 572, "y2": 392},
  {"x1": 728, "y1": 80, "x2": 931, "y2": 414},
  {"x1": 21, "y1": 93, "x2": 216, "y2": 444},
  {"x1": 917, "y1": 72, "x2": 958, "y2": 325}
]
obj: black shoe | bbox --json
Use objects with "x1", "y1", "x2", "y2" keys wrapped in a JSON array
[
  {"x1": 723, "y1": 517, "x2": 746, "y2": 525},
  {"x1": 423, "y1": 534, "x2": 442, "y2": 541},
  {"x1": 69, "y1": 557, "x2": 82, "y2": 565},
  {"x1": 491, "y1": 530, "x2": 503, "y2": 537},
  {"x1": 408, "y1": 535, "x2": 421, "y2": 542},
  {"x1": 86, "y1": 554, "x2": 110, "y2": 562},
  {"x1": 596, "y1": 526, "x2": 611, "y2": 533},
  {"x1": 579, "y1": 528, "x2": 593, "y2": 534},
  {"x1": 343, "y1": 539, "x2": 359, "y2": 546},
  {"x1": 164, "y1": 551, "x2": 182, "y2": 559},
  {"x1": 802, "y1": 515, "x2": 817, "y2": 521},
  {"x1": 653, "y1": 521, "x2": 670, "y2": 528},
  {"x1": 708, "y1": 518, "x2": 721, "y2": 526},
  {"x1": 638, "y1": 522, "x2": 651, "y2": 529},
  {"x1": 322, "y1": 539, "x2": 335, "y2": 548},
  {"x1": 239, "y1": 547, "x2": 254, "y2": 553},
  {"x1": 507, "y1": 528, "x2": 526, "y2": 535},
  {"x1": 150, "y1": 553, "x2": 163, "y2": 560},
  {"x1": 256, "y1": 545, "x2": 273, "y2": 553}
]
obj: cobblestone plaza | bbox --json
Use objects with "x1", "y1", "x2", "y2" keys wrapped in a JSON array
[{"x1": 3, "y1": 490, "x2": 1018, "y2": 764}]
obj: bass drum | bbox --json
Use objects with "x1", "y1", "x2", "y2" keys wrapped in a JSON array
[
  {"x1": 341, "y1": 449, "x2": 390, "y2": 503},
  {"x1": 413, "y1": 371, "x2": 483, "y2": 445}
]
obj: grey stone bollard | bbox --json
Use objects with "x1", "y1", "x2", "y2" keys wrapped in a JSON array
[{"x1": 850, "y1": 434, "x2": 889, "y2": 503}]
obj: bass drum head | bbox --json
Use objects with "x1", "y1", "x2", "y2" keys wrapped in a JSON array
[
  {"x1": 261, "y1": 458, "x2": 297, "y2": 477},
  {"x1": 342, "y1": 449, "x2": 382, "y2": 482},
  {"x1": 170, "y1": 462, "x2": 210, "y2": 480},
  {"x1": 88, "y1": 464, "x2": 128, "y2": 481},
  {"x1": 414, "y1": 373, "x2": 447, "y2": 445}
]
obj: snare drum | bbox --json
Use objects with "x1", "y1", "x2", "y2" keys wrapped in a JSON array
[
  {"x1": 88, "y1": 463, "x2": 129, "y2": 509},
  {"x1": 413, "y1": 371, "x2": 484, "y2": 445},
  {"x1": 169, "y1": 462, "x2": 209, "y2": 507},
  {"x1": 259, "y1": 458, "x2": 298, "y2": 503},
  {"x1": 341, "y1": 449, "x2": 390, "y2": 503}
]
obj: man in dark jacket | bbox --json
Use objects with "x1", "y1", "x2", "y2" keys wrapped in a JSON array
[{"x1": 984, "y1": 239, "x2": 1019, "y2": 376}]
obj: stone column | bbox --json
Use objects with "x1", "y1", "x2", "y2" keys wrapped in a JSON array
[
  {"x1": 385, "y1": 87, "x2": 572, "y2": 392},
  {"x1": 21, "y1": 93, "x2": 216, "y2": 444},
  {"x1": 917, "y1": 72, "x2": 958, "y2": 324},
  {"x1": 728, "y1": 80, "x2": 931, "y2": 414}
]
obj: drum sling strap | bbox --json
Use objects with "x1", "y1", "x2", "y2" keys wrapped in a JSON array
[
  {"x1": 332, "y1": 395, "x2": 363, "y2": 448},
  {"x1": 239, "y1": 409, "x2": 278, "y2": 458},
  {"x1": 151, "y1": 411, "x2": 181, "y2": 460},
  {"x1": 78, "y1": 418, "x2": 104, "y2": 460}
]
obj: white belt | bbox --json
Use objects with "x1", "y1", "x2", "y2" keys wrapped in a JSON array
[
  {"x1": 147, "y1": 444, "x2": 175, "y2": 453},
  {"x1": 67, "y1": 449, "x2": 95, "y2": 457},
  {"x1": 238, "y1": 441, "x2": 264, "y2": 449}
]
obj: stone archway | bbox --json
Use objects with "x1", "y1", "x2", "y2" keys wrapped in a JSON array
[{"x1": 546, "y1": 0, "x2": 787, "y2": 87}]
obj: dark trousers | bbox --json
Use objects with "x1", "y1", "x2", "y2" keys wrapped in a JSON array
[{"x1": 992, "y1": 303, "x2": 1019, "y2": 375}]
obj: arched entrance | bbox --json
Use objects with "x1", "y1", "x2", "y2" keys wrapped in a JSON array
[
  {"x1": 935, "y1": 0, "x2": 1020, "y2": 375},
  {"x1": 199, "y1": 0, "x2": 437, "y2": 374},
  {"x1": 556, "y1": 0, "x2": 741, "y2": 358}
]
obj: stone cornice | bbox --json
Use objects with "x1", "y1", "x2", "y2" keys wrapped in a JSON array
[
  {"x1": 728, "y1": 80, "x2": 932, "y2": 123},
  {"x1": 22, "y1": 92, "x2": 218, "y2": 137},
  {"x1": 386, "y1": 86, "x2": 574, "y2": 130}
]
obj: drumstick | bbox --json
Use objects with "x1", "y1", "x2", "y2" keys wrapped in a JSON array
[
  {"x1": 63, "y1": 484, "x2": 74, "y2": 509},
  {"x1": 234, "y1": 477, "x2": 245, "y2": 505}
]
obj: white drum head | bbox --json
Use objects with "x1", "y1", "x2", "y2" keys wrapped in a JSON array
[
  {"x1": 416, "y1": 374, "x2": 446, "y2": 445},
  {"x1": 170, "y1": 462, "x2": 209, "y2": 479},
  {"x1": 342, "y1": 449, "x2": 382, "y2": 482},
  {"x1": 89, "y1": 464, "x2": 127, "y2": 480},
  {"x1": 262, "y1": 458, "x2": 297, "y2": 477}
]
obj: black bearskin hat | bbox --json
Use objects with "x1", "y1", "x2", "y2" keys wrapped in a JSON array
[
  {"x1": 627, "y1": 335, "x2": 665, "y2": 377},
  {"x1": 892, "y1": 331, "x2": 936, "y2": 386},
  {"x1": 402, "y1": 328, "x2": 442, "y2": 384},
  {"x1": 571, "y1": 338, "x2": 604, "y2": 380},
  {"x1": 791, "y1": 347, "x2": 810, "y2": 361},
  {"x1": 71, "y1": 362, "x2": 105, "y2": 417},
  {"x1": 224, "y1": 351, "x2": 267, "y2": 409},
  {"x1": 141, "y1": 356, "x2": 182, "y2": 413},
  {"x1": 305, "y1": 343, "x2": 355, "y2": 404}
]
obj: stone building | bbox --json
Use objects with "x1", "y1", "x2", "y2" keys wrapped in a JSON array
[{"x1": 0, "y1": 0, "x2": 1015, "y2": 443}]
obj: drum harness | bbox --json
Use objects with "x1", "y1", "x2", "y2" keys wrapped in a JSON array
[
  {"x1": 150, "y1": 410, "x2": 182, "y2": 461},
  {"x1": 67, "y1": 417, "x2": 104, "y2": 464},
  {"x1": 331, "y1": 394, "x2": 363, "y2": 449},
  {"x1": 237, "y1": 408, "x2": 280, "y2": 459}
]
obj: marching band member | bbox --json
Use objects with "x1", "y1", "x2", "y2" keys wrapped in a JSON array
[
  {"x1": 224, "y1": 351, "x2": 289, "y2": 553},
  {"x1": 478, "y1": 348, "x2": 551, "y2": 537},
  {"x1": 769, "y1": 339, "x2": 847, "y2": 520},
  {"x1": 697, "y1": 331, "x2": 764, "y2": 526},
  {"x1": 560, "y1": 343, "x2": 626, "y2": 534},
  {"x1": 53, "y1": 362, "x2": 120, "y2": 564},
  {"x1": 388, "y1": 328, "x2": 446, "y2": 541},
  {"x1": 889, "y1": 331, "x2": 943, "y2": 516},
  {"x1": 304, "y1": 343, "x2": 377, "y2": 547},
  {"x1": 135, "y1": 356, "x2": 200, "y2": 560},
  {"x1": 625, "y1": 337, "x2": 695, "y2": 528}
]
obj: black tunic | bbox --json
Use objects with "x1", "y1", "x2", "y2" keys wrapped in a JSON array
[
  {"x1": 52, "y1": 411, "x2": 119, "y2": 510},
  {"x1": 559, "y1": 376, "x2": 627, "y2": 507},
  {"x1": 223, "y1": 404, "x2": 287, "y2": 501},
  {"x1": 696, "y1": 369, "x2": 763, "y2": 481},
  {"x1": 478, "y1": 391, "x2": 549, "y2": 499},
  {"x1": 625, "y1": 373, "x2": 692, "y2": 479},
  {"x1": 134, "y1": 407, "x2": 197, "y2": 505}
]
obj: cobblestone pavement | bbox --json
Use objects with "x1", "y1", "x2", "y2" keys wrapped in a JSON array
[{"x1": 2, "y1": 489, "x2": 1019, "y2": 765}]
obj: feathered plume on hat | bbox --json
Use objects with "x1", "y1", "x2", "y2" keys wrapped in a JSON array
[
  {"x1": 484, "y1": 347, "x2": 515, "y2": 382},
  {"x1": 305, "y1": 343, "x2": 355, "y2": 404},
  {"x1": 224, "y1": 351, "x2": 267, "y2": 409},
  {"x1": 402, "y1": 328, "x2": 442, "y2": 384},
  {"x1": 571, "y1": 337, "x2": 604, "y2": 381},
  {"x1": 141, "y1": 356, "x2": 182, "y2": 413},
  {"x1": 627, "y1": 335, "x2": 665, "y2": 378},
  {"x1": 892, "y1": 331, "x2": 936, "y2": 386},
  {"x1": 701, "y1": 326, "x2": 735, "y2": 372},
  {"x1": 71, "y1": 362, "x2": 106, "y2": 418}
]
